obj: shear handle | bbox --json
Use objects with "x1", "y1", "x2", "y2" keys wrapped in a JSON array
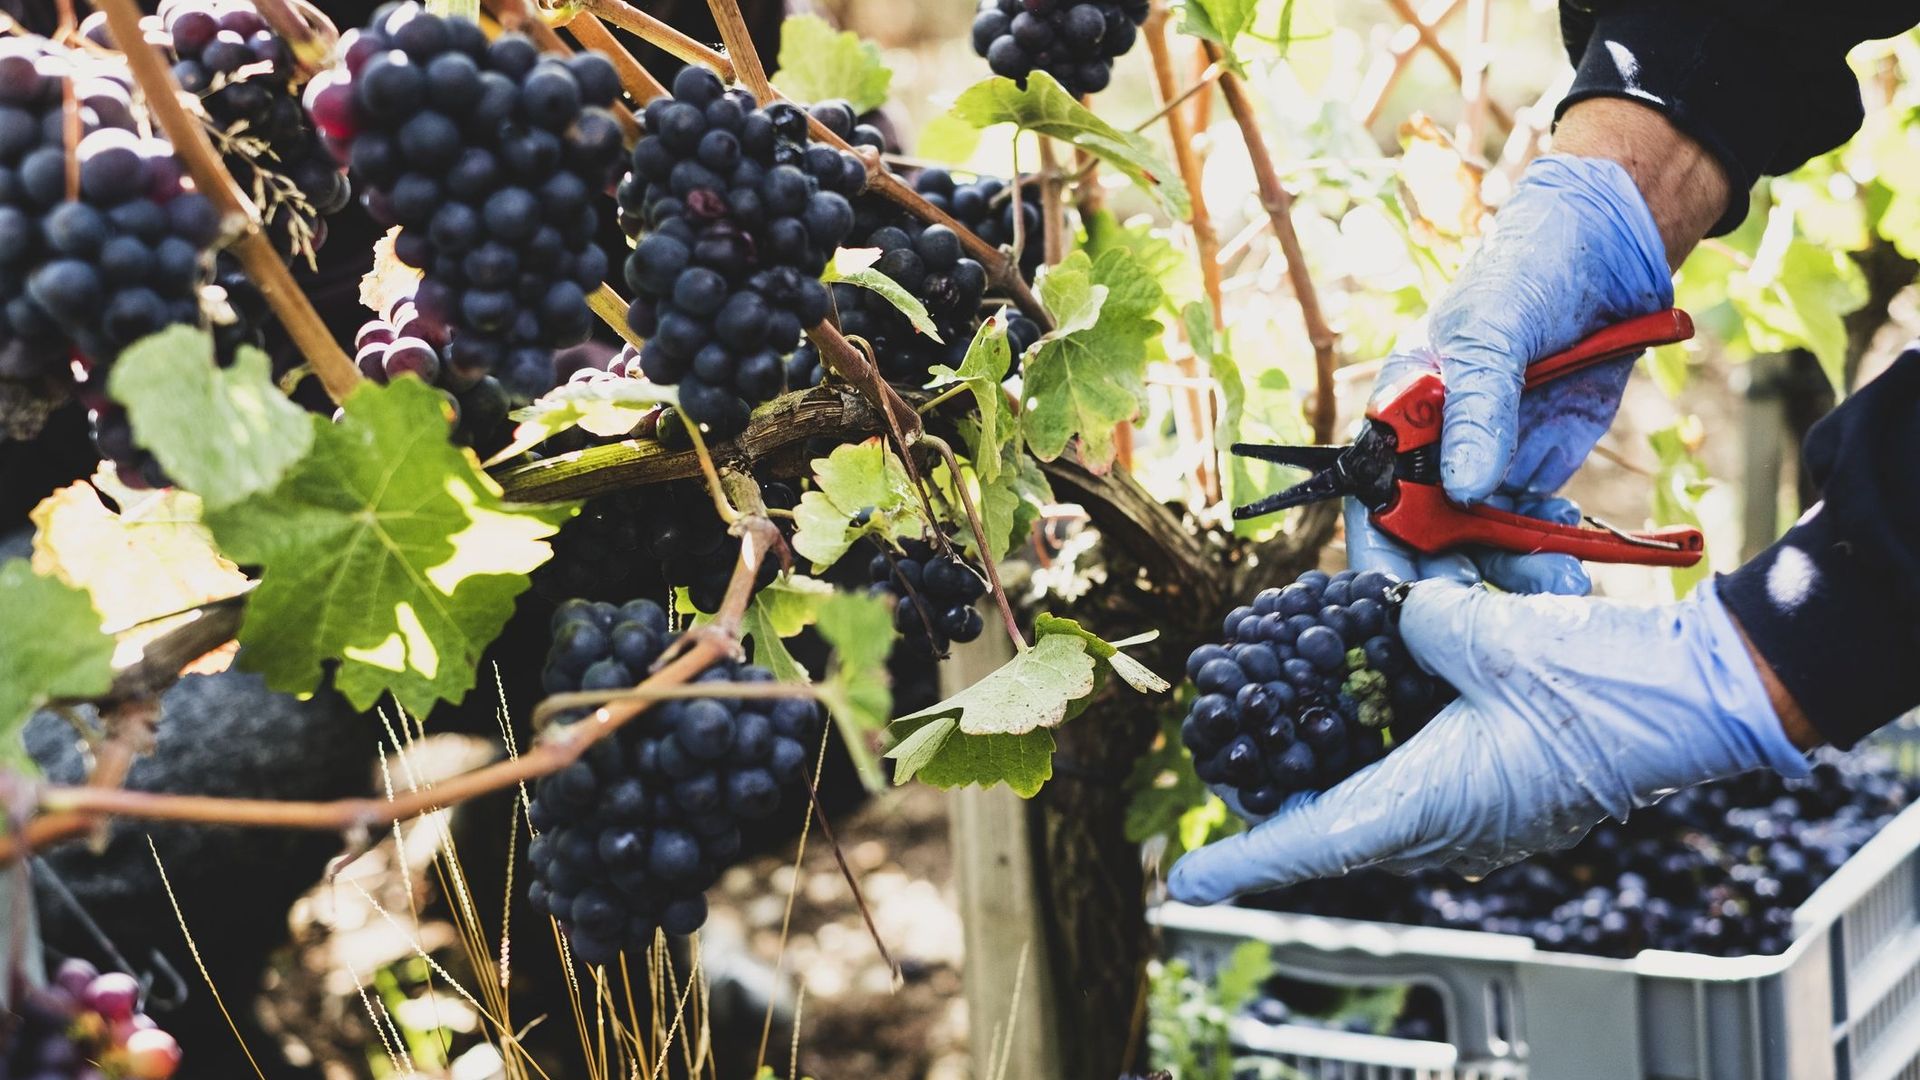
[
  {"x1": 1522, "y1": 308, "x2": 1695, "y2": 390},
  {"x1": 1373, "y1": 483, "x2": 1704, "y2": 567}
]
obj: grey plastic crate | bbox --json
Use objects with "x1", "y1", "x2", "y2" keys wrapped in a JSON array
[{"x1": 1155, "y1": 758, "x2": 1920, "y2": 1079}]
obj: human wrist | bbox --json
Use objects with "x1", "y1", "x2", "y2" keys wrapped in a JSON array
[
  {"x1": 1551, "y1": 98, "x2": 1729, "y2": 267},
  {"x1": 1691, "y1": 585, "x2": 1814, "y2": 777},
  {"x1": 1724, "y1": 603, "x2": 1823, "y2": 752}
]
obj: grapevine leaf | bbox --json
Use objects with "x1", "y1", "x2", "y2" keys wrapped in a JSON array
[
  {"x1": 1179, "y1": 0, "x2": 1259, "y2": 55},
  {"x1": 926, "y1": 315, "x2": 1014, "y2": 483},
  {"x1": 204, "y1": 379, "x2": 576, "y2": 714},
  {"x1": 814, "y1": 591, "x2": 894, "y2": 791},
  {"x1": 791, "y1": 439, "x2": 923, "y2": 569},
  {"x1": 1124, "y1": 714, "x2": 1213, "y2": 858},
  {"x1": 1082, "y1": 209, "x2": 1196, "y2": 314},
  {"x1": 1649, "y1": 420, "x2": 1715, "y2": 597},
  {"x1": 822, "y1": 260, "x2": 943, "y2": 342},
  {"x1": 951, "y1": 72, "x2": 1190, "y2": 218},
  {"x1": 771, "y1": 14, "x2": 892, "y2": 113},
  {"x1": 885, "y1": 716, "x2": 1054, "y2": 797},
  {"x1": 484, "y1": 377, "x2": 677, "y2": 466},
  {"x1": 756, "y1": 573, "x2": 836, "y2": 637},
  {"x1": 743, "y1": 597, "x2": 810, "y2": 683},
  {"x1": 0, "y1": 559, "x2": 114, "y2": 769},
  {"x1": 1728, "y1": 232, "x2": 1867, "y2": 393},
  {"x1": 1021, "y1": 250, "x2": 1164, "y2": 469},
  {"x1": 891, "y1": 632, "x2": 1095, "y2": 736},
  {"x1": 955, "y1": 420, "x2": 1051, "y2": 563},
  {"x1": 916, "y1": 112, "x2": 983, "y2": 164},
  {"x1": 106, "y1": 327, "x2": 313, "y2": 511},
  {"x1": 1192, "y1": 301, "x2": 1312, "y2": 536},
  {"x1": 1032, "y1": 614, "x2": 1170, "y2": 695},
  {"x1": 30, "y1": 472, "x2": 248, "y2": 672}
]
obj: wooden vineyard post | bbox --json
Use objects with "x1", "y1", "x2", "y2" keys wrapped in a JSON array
[{"x1": 945, "y1": 627, "x2": 1067, "y2": 1079}]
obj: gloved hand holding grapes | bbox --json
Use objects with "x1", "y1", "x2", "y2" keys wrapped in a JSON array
[{"x1": 1168, "y1": 580, "x2": 1811, "y2": 903}]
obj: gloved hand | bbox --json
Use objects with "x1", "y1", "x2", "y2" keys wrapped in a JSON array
[
  {"x1": 1167, "y1": 579, "x2": 1810, "y2": 903},
  {"x1": 1348, "y1": 154, "x2": 1673, "y2": 596}
]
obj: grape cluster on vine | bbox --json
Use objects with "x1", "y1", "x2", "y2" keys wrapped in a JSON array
[
  {"x1": 1252, "y1": 755, "x2": 1913, "y2": 958},
  {"x1": 1182, "y1": 569, "x2": 1453, "y2": 816},
  {"x1": 870, "y1": 538, "x2": 987, "y2": 654},
  {"x1": 528, "y1": 598, "x2": 820, "y2": 962},
  {"x1": 153, "y1": 0, "x2": 350, "y2": 262},
  {"x1": 4, "y1": 959, "x2": 183, "y2": 1079},
  {"x1": 971, "y1": 0, "x2": 1150, "y2": 97},
  {"x1": 351, "y1": 297, "x2": 511, "y2": 450},
  {"x1": 616, "y1": 65, "x2": 862, "y2": 436},
  {"x1": 307, "y1": 3, "x2": 625, "y2": 397},
  {"x1": 0, "y1": 36, "x2": 220, "y2": 486}
]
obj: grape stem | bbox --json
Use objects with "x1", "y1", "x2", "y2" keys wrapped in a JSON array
[
  {"x1": 250, "y1": 0, "x2": 337, "y2": 84},
  {"x1": 485, "y1": 0, "x2": 642, "y2": 139},
  {"x1": 679, "y1": 420, "x2": 740, "y2": 524},
  {"x1": 0, "y1": 524, "x2": 779, "y2": 864},
  {"x1": 96, "y1": 0, "x2": 361, "y2": 404},
  {"x1": 1205, "y1": 41, "x2": 1339, "y2": 444},
  {"x1": 920, "y1": 434, "x2": 1028, "y2": 653}
]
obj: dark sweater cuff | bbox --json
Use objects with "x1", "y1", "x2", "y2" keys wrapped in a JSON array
[
  {"x1": 1556, "y1": 5, "x2": 1791, "y2": 237},
  {"x1": 1716, "y1": 507, "x2": 1919, "y2": 750}
]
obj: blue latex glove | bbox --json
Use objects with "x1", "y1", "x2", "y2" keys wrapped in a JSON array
[
  {"x1": 1168, "y1": 580, "x2": 1810, "y2": 903},
  {"x1": 1348, "y1": 155, "x2": 1673, "y2": 596}
]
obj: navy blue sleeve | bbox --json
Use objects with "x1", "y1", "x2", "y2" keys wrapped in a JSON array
[
  {"x1": 1558, "y1": 2, "x2": 1920, "y2": 236},
  {"x1": 1717, "y1": 353, "x2": 1920, "y2": 748}
]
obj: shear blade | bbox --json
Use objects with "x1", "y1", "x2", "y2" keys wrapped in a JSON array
[
  {"x1": 1231, "y1": 468, "x2": 1347, "y2": 520},
  {"x1": 1230, "y1": 442, "x2": 1348, "y2": 472}
]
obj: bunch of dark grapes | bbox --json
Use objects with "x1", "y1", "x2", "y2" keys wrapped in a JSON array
[
  {"x1": 925, "y1": 169, "x2": 1045, "y2": 286},
  {"x1": 4, "y1": 959, "x2": 183, "y2": 1079},
  {"x1": 1245, "y1": 754, "x2": 1913, "y2": 959},
  {"x1": 152, "y1": 0, "x2": 350, "y2": 261},
  {"x1": 538, "y1": 478, "x2": 793, "y2": 612},
  {"x1": 350, "y1": 296, "x2": 512, "y2": 450},
  {"x1": 971, "y1": 0, "x2": 1149, "y2": 97},
  {"x1": 1180, "y1": 569, "x2": 1453, "y2": 816},
  {"x1": 306, "y1": 4, "x2": 624, "y2": 396},
  {"x1": 615, "y1": 65, "x2": 862, "y2": 436},
  {"x1": 787, "y1": 166, "x2": 1041, "y2": 388},
  {"x1": 527, "y1": 598, "x2": 821, "y2": 962},
  {"x1": 0, "y1": 36, "x2": 220, "y2": 486},
  {"x1": 870, "y1": 538, "x2": 987, "y2": 654}
]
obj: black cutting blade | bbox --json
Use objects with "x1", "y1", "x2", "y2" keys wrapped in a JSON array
[
  {"x1": 1230, "y1": 421, "x2": 1402, "y2": 521},
  {"x1": 1231, "y1": 468, "x2": 1348, "y2": 520}
]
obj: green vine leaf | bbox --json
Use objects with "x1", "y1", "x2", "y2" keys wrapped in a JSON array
[
  {"x1": 886, "y1": 718, "x2": 1055, "y2": 797},
  {"x1": 814, "y1": 591, "x2": 895, "y2": 791},
  {"x1": 1728, "y1": 231, "x2": 1867, "y2": 393},
  {"x1": 483, "y1": 377, "x2": 677, "y2": 466},
  {"x1": 791, "y1": 439, "x2": 924, "y2": 569},
  {"x1": 106, "y1": 326, "x2": 313, "y2": 511},
  {"x1": 1191, "y1": 301, "x2": 1312, "y2": 537},
  {"x1": 824, "y1": 251, "x2": 943, "y2": 342},
  {"x1": 951, "y1": 72, "x2": 1191, "y2": 218},
  {"x1": 204, "y1": 379, "x2": 577, "y2": 715},
  {"x1": 1178, "y1": 0, "x2": 1258, "y2": 59},
  {"x1": 772, "y1": 14, "x2": 892, "y2": 113},
  {"x1": 951, "y1": 417, "x2": 1051, "y2": 563},
  {"x1": 927, "y1": 315, "x2": 1014, "y2": 484},
  {"x1": 1022, "y1": 250, "x2": 1165, "y2": 470},
  {"x1": 0, "y1": 559, "x2": 114, "y2": 769},
  {"x1": 1032, "y1": 614, "x2": 1170, "y2": 697},
  {"x1": 1648, "y1": 420, "x2": 1716, "y2": 597}
]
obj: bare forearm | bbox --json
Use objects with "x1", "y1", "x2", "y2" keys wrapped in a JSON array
[{"x1": 1552, "y1": 99, "x2": 1731, "y2": 269}]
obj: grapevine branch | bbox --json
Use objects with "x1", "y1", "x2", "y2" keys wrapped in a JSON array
[
  {"x1": 569, "y1": 0, "x2": 1052, "y2": 329},
  {"x1": 1144, "y1": 1, "x2": 1221, "y2": 504},
  {"x1": 250, "y1": 0, "x2": 334, "y2": 83},
  {"x1": 0, "y1": 526, "x2": 778, "y2": 864},
  {"x1": 1378, "y1": 0, "x2": 1513, "y2": 132},
  {"x1": 920, "y1": 434, "x2": 1027, "y2": 652},
  {"x1": 1205, "y1": 41, "x2": 1338, "y2": 444},
  {"x1": 96, "y1": 0, "x2": 360, "y2": 404}
]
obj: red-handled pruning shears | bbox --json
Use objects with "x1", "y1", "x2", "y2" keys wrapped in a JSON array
[{"x1": 1232, "y1": 308, "x2": 1705, "y2": 568}]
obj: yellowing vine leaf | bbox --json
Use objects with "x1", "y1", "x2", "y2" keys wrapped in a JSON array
[
  {"x1": 205, "y1": 379, "x2": 577, "y2": 714},
  {"x1": 30, "y1": 472, "x2": 248, "y2": 672},
  {"x1": 1021, "y1": 250, "x2": 1165, "y2": 470},
  {"x1": 772, "y1": 14, "x2": 892, "y2": 113}
]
